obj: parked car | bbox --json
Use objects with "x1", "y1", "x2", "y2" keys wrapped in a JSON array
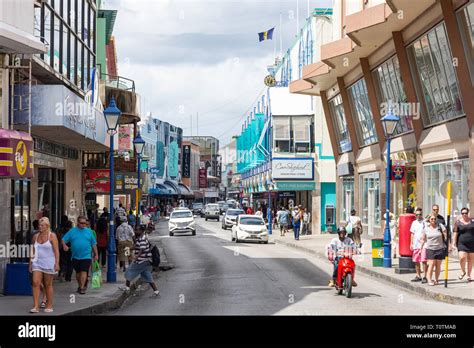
[
  {"x1": 231, "y1": 215, "x2": 269, "y2": 244},
  {"x1": 205, "y1": 203, "x2": 220, "y2": 221},
  {"x1": 226, "y1": 199, "x2": 238, "y2": 209},
  {"x1": 168, "y1": 209, "x2": 196, "y2": 236},
  {"x1": 191, "y1": 202, "x2": 204, "y2": 217},
  {"x1": 217, "y1": 201, "x2": 229, "y2": 215},
  {"x1": 221, "y1": 208, "x2": 245, "y2": 230}
]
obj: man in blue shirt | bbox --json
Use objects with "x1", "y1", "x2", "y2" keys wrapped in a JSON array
[
  {"x1": 277, "y1": 206, "x2": 289, "y2": 236},
  {"x1": 62, "y1": 215, "x2": 98, "y2": 294}
]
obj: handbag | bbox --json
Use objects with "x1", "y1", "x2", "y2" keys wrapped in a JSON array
[
  {"x1": 346, "y1": 219, "x2": 353, "y2": 235},
  {"x1": 91, "y1": 261, "x2": 102, "y2": 289}
]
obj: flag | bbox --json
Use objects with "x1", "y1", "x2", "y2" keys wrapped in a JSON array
[{"x1": 258, "y1": 27, "x2": 274, "y2": 42}]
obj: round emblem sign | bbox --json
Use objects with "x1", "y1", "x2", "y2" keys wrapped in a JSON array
[
  {"x1": 264, "y1": 75, "x2": 276, "y2": 87},
  {"x1": 15, "y1": 141, "x2": 28, "y2": 176}
]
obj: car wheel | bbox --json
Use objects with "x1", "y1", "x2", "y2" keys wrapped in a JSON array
[
  {"x1": 231, "y1": 235, "x2": 235, "y2": 241},
  {"x1": 264, "y1": 241, "x2": 268, "y2": 244},
  {"x1": 169, "y1": 232, "x2": 174, "y2": 236},
  {"x1": 205, "y1": 217, "x2": 208, "y2": 221},
  {"x1": 192, "y1": 231, "x2": 196, "y2": 236}
]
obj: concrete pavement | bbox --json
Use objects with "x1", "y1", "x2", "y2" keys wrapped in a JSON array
[{"x1": 270, "y1": 230, "x2": 474, "y2": 307}]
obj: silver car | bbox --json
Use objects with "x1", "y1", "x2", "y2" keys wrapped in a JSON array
[
  {"x1": 205, "y1": 203, "x2": 220, "y2": 221},
  {"x1": 221, "y1": 209, "x2": 245, "y2": 230}
]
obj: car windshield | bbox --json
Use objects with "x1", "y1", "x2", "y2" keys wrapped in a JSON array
[
  {"x1": 192, "y1": 203, "x2": 203, "y2": 208},
  {"x1": 207, "y1": 204, "x2": 219, "y2": 209},
  {"x1": 240, "y1": 217, "x2": 264, "y2": 225},
  {"x1": 171, "y1": 211, "x2": 193, "y2": 218},
  {"x1": 227, "y1": 209, "x2": 244, "y2": 216}
]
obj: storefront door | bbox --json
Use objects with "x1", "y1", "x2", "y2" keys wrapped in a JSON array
[{"x1": 368, "y1": 188, "x2": 376, "y2": 236}]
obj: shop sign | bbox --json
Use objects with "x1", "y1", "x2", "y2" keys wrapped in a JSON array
[
  {"x1": 118, "y1": 125, "x2": 132, "y2": 150},
  {"x1": 182, "y1": 145, "x2": 191, "y2": 178},
  {"x1": 278, "y1": 191, "x2": 296, "y2": 199},
  {"x1": 115, "y1": 172, "x2": 143, "y2": 193},
  {"x1": 168, "y1": 141, "x2": 179, "y2": 178},
  {"x1": 83, "y1": 169, "x2": 110, "y2": 193},
  {"x1": 272, "y1": 158, "x2": 314, "y2": 180},
  {"x1": 150, "y1": 167, "x2": 160, "y2": 175},
  {"x1": 275, "y1": 181, "x2": 316, "y2": 191},
  {"x1": 0, "y1": 129, "x2": 34, "y2": 179},
  {"x1": 199, "y1": 168, "x2": 207, "y2": 188}
]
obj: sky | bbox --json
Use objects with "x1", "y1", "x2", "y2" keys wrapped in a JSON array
[{"x1": 104, "y1": 0, "x2": 334, "y2": 146}]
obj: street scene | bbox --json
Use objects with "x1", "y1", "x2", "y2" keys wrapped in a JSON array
[{"x1": 0, "y1": 0, "x2": 473, "y2": 333}]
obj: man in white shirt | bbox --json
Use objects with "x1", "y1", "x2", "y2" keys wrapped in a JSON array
[
  {"x1": 326, "y1": 227, "x2": 358, "y2": 287},
  {"x1": 410, "y1": 208, "x2": 428, "y2": 283}
]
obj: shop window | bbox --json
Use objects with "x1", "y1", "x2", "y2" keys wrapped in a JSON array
[
  {"x1": 372, "y1": 55, "x2": 413, "y2": 135},
  {"x1": 360, "y1": 172, "x2": 381, "y2": 226},
  {"x1": 339, "y1": 176, "x2": 354, "y2": 222},
  {"x1": 457, "y1": 1, "x2": 474, "y2": 85},
  {"x1": 273, "y1": 117, "x2": 291, "y2": 153},
  {"x1": 423, "y1": 159, "x2": 469, "y2": 225},
  {"x1": 293, "y1": 116, "x2": 311, "y2": 153},
  {"x1": 11, "y1": 180, "x2": 31, "y2": 245},
  {"x1": 347, "y1": 79, "x2": 378, "y2": 147},
  {"x1": 328, "y1": 94, "x2": 352, "y2": 153},
  {"x1": 407, "y1": 22, "x2": 464, "y2": 126}
]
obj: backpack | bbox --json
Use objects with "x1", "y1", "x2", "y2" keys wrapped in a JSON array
[{"x1": 150, "y1": 243, "x2": 161, "y2": 268}]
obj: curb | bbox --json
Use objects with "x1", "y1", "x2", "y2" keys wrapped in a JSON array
[{"x1": 273, "y1": 238, "x2": 474, "y2": 307}]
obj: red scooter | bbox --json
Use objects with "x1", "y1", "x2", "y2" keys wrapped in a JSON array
[{"x1": 328, "y1": 248, "x2": 357, "y2": 298}]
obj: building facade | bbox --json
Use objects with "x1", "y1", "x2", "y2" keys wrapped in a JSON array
[{"x1": 291, "y1": 0, "x2": 474, "y2": 239}]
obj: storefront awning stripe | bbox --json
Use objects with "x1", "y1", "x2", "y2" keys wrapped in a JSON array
[{"x1": 0, "y1": 148, "x2": 13, "y2": 154}]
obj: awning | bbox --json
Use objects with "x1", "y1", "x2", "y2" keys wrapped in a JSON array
[
  {"x1": 164, "y1": 180, "x2": 179, "y2": 196},
  {"x1": 0, "y1": 129, "x2": 34, "y2": 178},
  {"x1": 178, "y1": 183, "x2": 194, "y2": 198}
]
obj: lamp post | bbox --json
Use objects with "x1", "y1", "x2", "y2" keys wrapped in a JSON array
[
  {"x1": 103, "y1": 97, "x2": 121, "y2": 283},
  {"x1": 381, "y1": 107, "x2": 400, "y2": 268},
  {"x1": 133, "y1": 132, "x2": 145, "y2": 227},
  {"x1": 267, "y1": 183, "x2": 273, "y2": 235}
]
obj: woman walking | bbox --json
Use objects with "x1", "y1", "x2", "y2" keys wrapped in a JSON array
[
  {"x1": 453, "y1": 207, "x2": 474, "y2": 282},
  {"x1": 347, "y1": 209, "x2": 363, "y2": 247},
  {"x1": 421, "y1": 214, "x2": 449, "y2": 286},
  {"x1": 29, "y1": 217, "x2": 60, "y2": 313},
  {"x1": 95, "y1": 216, "x2": 109, "y2": 268}
]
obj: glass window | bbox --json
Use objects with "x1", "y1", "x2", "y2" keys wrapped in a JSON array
[
  {"x1": 62, "y1": 26, "x2": 69, "y2": 77},
  {"x1": 407, "y1": 22, "x2": 464, "y2": 126},
  {"x1": 70, "y1": 33, "x2": 76, "y2": 83},
  {"x1": 77, "y1": 0, "x2": 83, "y2": 38},
  {"x1": 53, "y1": 15, "x2": 60, "y2": 72},
  {"x1": 64, "y1": 0, "x2": 69, "y2": 24},
  {"x1": 457, "y1": 1, "x2": 474, "y2": 84},
  {"x1": 328, "y1": 94, "x2": 352, "y2": 153},
  {"x1": 360, "y1": 172, "x2": 381, "y2": 226},
  {"x1": 347, "y1": 79, "x2": 378, "y2": 146},
  {"x1": 71, "y1": 0, "x2": 76, "y2": 32},
  {"x1": 273, "y1": 117, "x2": 291, "y2": 153},
  {"x1": 77, "y1": 43, "x2": 83, "y2": 89},
  {"x1": 293, "y1": 116, "x2": 311, "y2": 153},
  {"x1": 373, "y1": 55, "x2": 413, "y2": 135},
  {"x1": 423, "y1": 159, "x2": 469, "y2": 227},
  {"x1": 84, "y1": 48, "x2": 89, "y2": 89},
  {"x1": 340, "y1": 177, "x2": 354, "y2": 222},
  {"x1": 43, "y1": 7, "x2": 52, "y2": 65}
]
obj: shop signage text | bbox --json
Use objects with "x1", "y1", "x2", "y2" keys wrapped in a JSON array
[
  {"x1": 83, "y1": 170, "x2": 110, "y2": 193},
  {"x1": 199, "y1": 168, "x2": 207, "y2": 188},
  {"x1": 182, "y1": 145, "x2": 191, "y2": 178},
  {"x1": 272, "y1": 158, "x2": 314, "y2": 180}
]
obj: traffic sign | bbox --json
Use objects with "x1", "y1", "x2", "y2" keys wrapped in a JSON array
[{"x1": 439, "y1": 180, "x2": 458, "y2": 199}]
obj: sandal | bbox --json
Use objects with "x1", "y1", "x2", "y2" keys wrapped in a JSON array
[
  {"x1": 467, "y1": 277, "x2": 472, "y2": 282},
  {"x1": 458, "y1": 272, "x2": 466, "y2": 280},
  {"x1": 427, "y1": 282, "x2": 435, "y2": 286},
  {"x1": 29, "y1": 308, "x2": 40, "y2": 313},
  {"x1": 434, "y1": 280, "x2": 439, "y2": 285},
  {"x1": 44, "y1": 308, "x2": 54, "y2": 313}
]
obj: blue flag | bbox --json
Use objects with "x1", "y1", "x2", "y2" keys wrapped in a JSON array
[{"x1": 258, "y1": 27, "x2": 274, "y2": 42}]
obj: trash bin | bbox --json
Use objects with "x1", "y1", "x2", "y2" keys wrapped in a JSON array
[
  {"x1": 4, "y1": 263, "x2": 32, "y2": 295},
  {"x1": 371, "y1": 239, "x2": 384, "y2": 267}
]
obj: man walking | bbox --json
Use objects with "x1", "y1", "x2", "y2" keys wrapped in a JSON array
[
  {"x1": 62, "y1": 216, "x2": 98, "y2": 294},
  {"x1": 277, "y1": 206, "x2": 289, "y2": 237},
  {"x1": 428, "y1": 204, "x2": 446, "y2": 226},
  {"x1": 411, "y1": 208, "x2": 428, "y2": 283},
  {"x1": 119, "y1": 225, "x2": 160, "y2": 297},
  {"x1": 116, "y1": 216, "x2": 135, "y2": 272}
]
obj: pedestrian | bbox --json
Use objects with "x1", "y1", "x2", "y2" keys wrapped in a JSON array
[
  {"x1": 56, "y1": 216, "x2": 73, "y2": 282},
  {"x1": 452, "y1": 207, "x2": 474, "y2": 282},
  {"x1": 127, "y1": 209, "x2": 136, "y2": 227},
  {"x1": 116, "y1": 203, "x2": 127, "y2": 219},
  {"x1": 29, "y1": 217, "x2": 60, "y2": 313},
  {"x1": 347, "y1": 209, "x2": 363, "y2": 248},
  {"x1": 246, "y1": 206, "x2": 254, "y2": 215},
  {"x1": 276, "y1": 206, "x2": 289, "y2": 237},
  {"x1": 255, "y1": 207, "x2": 263, "y2": 217},
  {"x1": 101, "y1": 207, "x2": 109, "y2": 219},
  {"x1": 410, "y1": 208, "x2": 428, "y2": 283},
  {"x1": 421, "y1": 214, "x2": 449, "y2": 286},
  {"x1": 293, "y1": 207, "x2": 301, "y2": 240},
  {"x1": 119, "y1": 225, "x2": 160, "y2": 297},
  {"x1": 116, "y1": 215, "x2": 135, "y2": 272},
  {"x1": 427, "y1": 204, "x2": 446, "y2": 226},
  {"x1": 61, "y1": 216, "x2": 98, "y2": 295},
  {"x1": 96, "y1": 216, "x2": 108, "y2": 268}
]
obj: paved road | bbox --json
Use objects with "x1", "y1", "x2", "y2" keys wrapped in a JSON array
[{"x1": 110, "y1": 218, "x2": 474, "y2": 315}]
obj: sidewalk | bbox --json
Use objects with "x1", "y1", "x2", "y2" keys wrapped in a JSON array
[
  {"x1": 0, "y1": 235, "x2": 173, "y2": 316},
  {"x1": 270, "y1": 231, "x2": 474, "y2": 307}
]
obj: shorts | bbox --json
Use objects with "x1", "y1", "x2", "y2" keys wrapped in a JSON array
[
  {"x1": 118, "y1": 240, "x2": 133, "y2": 262},
  {"x1": 72, "y1": 258, "x2": 92, "y2": 273},
  {"x1": 124, "y1": 261, "x2": 153, "y2": 283},
  {"x1": 412, "y1": 248, "x2": 427, "y2": 263},
  {"x1": 426, "y1": 248, "x2": 447, "y2": 260},
  {"x1": 279, "y1": 223, "x2": 288, "y2": 230},
  {"x1": 31, "y1": 267, "x2": 57, "y2": 275}
]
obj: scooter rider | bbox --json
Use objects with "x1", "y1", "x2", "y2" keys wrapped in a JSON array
[{"x1": 327, "y1": 226, "x2": 358, "y2": 287}]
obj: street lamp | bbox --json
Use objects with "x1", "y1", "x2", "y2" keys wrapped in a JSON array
[
  {"x1": 381, "y1": 107, "x2": 400, "y2": 268},
  {"x1": 104, "y1": 97, "x2": 121, "y2": 283},
  {"x1": 267, "y1": 182, "x2": 273, "y2": 235},
  {"x1": 133, "y1": 132, "x2": 145, "y2": 227}
]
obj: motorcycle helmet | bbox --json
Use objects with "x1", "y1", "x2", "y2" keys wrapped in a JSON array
[{"x1": 337, "y1": 226, "x2": 347, "y2": 235}]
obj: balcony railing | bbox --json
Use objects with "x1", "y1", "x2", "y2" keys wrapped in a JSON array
[
  {"x1": 82, "y1": 152, "x2": 137, "y2": 173},
  {"x1": 102, "y1": 73, "x2": 135, "y2": 92}
]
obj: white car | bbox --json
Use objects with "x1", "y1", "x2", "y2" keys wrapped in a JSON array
[
  {"x1": 231, "y1": 215, "x2": 269, "y2": 244},
  {"x1": 221, "y1": 208, "x2": 245, "y2": 230},
  {"x1": 205, "y1": 203, "x2": 220, "y2": 221},
  {"x1": 168, "y1": 209, "x2": 196, "y2": 236}
]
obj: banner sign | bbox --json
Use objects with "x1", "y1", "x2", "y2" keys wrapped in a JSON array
[
  {"x1": 83, "y1": 169, "x2": 110, "y2": 193},
  {"x1": 156, "y1": 141, "x2": 165, "y2": 177},
  {"x1": 168, "y1": 141, "x2": 179, "y2": 178},
  {"x1": 115, "y1": 172, "x2": 143, "y2": 193},
  {"x1": 199, "y1": 168, "x2": 207, "y2": 188},
  {"x1": 0, "y1": 129, "x2": 34, "y2": 179},
  {"x1": 272, "y1": 158, "x2": 314, "y2": 180},
  {"x1": 182, "y1": 145, "x2": 191, "y2": 178},
  {"x1": 118, "y1": 125, "x2": 131, "y2": 150},
  {"x1": 391, "y1": 162, "x2": 406, "y2": 181}
]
